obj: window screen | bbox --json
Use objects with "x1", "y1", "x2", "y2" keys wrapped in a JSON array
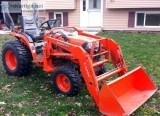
[
  {"x1": 55, "y1": 14, "x2": 62, "y2": 26},
  {"x1": 145, "y1": 14, "x2": 160, "y2": 26},
  {"x1": 89, "y1": 0, "x2": 101, "y2": 9},
  {"x1": 83, "y1": 0, "x2": 86, "y2": 11},
  {"x1": 137, "y1": 13, "x2": 144, "y2": 26},
  {"x1": 136, "y1": 12, "x2": 160, "y2": 27}
]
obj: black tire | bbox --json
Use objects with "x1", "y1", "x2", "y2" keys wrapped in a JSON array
[
  {"x1": 2, "y1": 40, "x2": 32, "y2": 76},
  {"x1": 52, "y1": 66, "x2": 82, "y2": 96}
]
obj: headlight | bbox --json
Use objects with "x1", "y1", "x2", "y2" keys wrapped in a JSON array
[{"x1": 82, "y1": 41, "x2": 100, "y2": 54}]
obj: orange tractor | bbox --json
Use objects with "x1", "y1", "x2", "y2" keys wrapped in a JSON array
[{"x1": 1, "y1": 2, "x2": 157, "y2": 116}]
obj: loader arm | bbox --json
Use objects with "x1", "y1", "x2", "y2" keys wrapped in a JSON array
[{"x1": 107, "y1": 39, "x2": 127, "y2": 76}]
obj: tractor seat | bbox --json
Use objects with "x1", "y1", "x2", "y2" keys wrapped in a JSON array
[
  {"x1": 20, "y1": 16, "x2": 44, "y2": 42},
  {"x1": 25, "y1": 29, "x2": 44, "y2": 41}
]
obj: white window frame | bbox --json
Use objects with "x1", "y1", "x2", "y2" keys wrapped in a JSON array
[
  {"x1": 54, "y1": 12, "x2": 63, "y2": 26},
  {"x1": 135, "y1": 11, "x2": 160, "y2": 28}
]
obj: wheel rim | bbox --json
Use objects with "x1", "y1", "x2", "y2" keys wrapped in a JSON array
[
  {"x1": 56, "y1": 74, "x2": 71, "y2": 92},
  {"x1": 5, "y1": 50, "x2": 17, "y2": 70}
]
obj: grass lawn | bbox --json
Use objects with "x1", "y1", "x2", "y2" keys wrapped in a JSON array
[{"x1": 0, "y1": 32, "x2": 160, "y2": 116}]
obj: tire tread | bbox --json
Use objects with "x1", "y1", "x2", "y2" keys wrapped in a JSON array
[{"x1": 2, "y1": 40, "x2": 32, "y2": 76}]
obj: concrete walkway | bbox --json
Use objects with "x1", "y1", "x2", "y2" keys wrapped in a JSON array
[
  {"x1": 79, "y1": 27, "x2": 102, "y2": 35},
  {"x1": 0, "y1": 27, "x2": 102, "y2": 35},
  {"x1": 0, "y1": 31, "x2": 99, "y2": 35},
  {"x1": 0, "y1": 30, "x2": 11, "y2": 34},
  {"x1": 84, "y1": 31, "x2": 99, "y2": 35}
]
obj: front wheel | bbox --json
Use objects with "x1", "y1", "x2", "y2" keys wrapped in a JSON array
[{"x1": 52, "y1": 66, "x2": 82, "y2": 96}]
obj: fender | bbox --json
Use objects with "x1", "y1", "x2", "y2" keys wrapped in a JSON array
[{"x1": 10, "y1": 32, "x2": 37, "y2": 60}]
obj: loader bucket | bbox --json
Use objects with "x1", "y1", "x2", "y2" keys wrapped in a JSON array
[{"x1": 99, "y1": 67, "x2": 157, "y2": 116}]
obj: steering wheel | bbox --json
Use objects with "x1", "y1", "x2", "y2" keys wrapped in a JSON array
[{"x1": 39, "y1": 19, "x2": 58, "y2": 30}]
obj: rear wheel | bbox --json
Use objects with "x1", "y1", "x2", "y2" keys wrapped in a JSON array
[
  {"x1": 2, "y1": 40, "x2": 32, "y2": 76},
  {"x1": 52, "y1": 66, "x2": 82, "y2": 96},
  {"x1": 5, "y1": 50, "x2": 17, "y2": 70}
]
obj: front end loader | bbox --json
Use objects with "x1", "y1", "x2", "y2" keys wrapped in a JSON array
[{"x1": 1, "y1": 2, "x2": 157, "y2": 115}]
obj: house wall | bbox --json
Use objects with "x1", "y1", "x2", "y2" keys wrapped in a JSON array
[
  {"x1": 46, "y1": 9, "x2": 80, "y2": 27},
  {"x1": 68, "y1": 0, "x2": 80, "y2": 27},
  {"x1": 21, "y1": 0, "x2": 160, "y2": 31},
  {"x1": 107, "y1": 0, "x2": 160, "y2": 9},
  {"x1": 22, "y1": 11, "x2": 48, "y2": 19},
  {"x1": 22, "y1": 0, "x2": 80, "y2": 27},
  {"x1": 103, "y1": 0, "x2": 160, "y2": 31},
  {"x1": 45, "y1": 0, "x2": 80, "y2": 27},
  {"x1": 21, "y1": 0, "x2": 76, "y2": 10}
]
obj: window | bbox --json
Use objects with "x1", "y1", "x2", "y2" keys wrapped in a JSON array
[
  {"x1": 83, "y1": 0, "x2": 86, "y2": 11},
  {"x1": 145, "y1": 14, "x2": 160, "y2": 26},
  {"x1": 54, "y1": 12, "x2": 63, "y2": 26},
  {"x1": 93, "y1": 0, "x2": 97, "y2": 8},
  {"x1": 89, "y1": 0, "x2": 101, "y2": 10},
  {"x1": 137, "y1": 13, "x2": 144, "y2": 26},
  {"x1": 136, "y1": 12, "x2": 160, "y2": 27}
]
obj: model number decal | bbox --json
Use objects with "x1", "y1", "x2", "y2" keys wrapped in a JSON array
[
  {"x1": 57, "y1": 42, "x2": 69, "y2": 48},
  {"x1": 84, "y1": 63, "x2": 91, "y2": 78}
]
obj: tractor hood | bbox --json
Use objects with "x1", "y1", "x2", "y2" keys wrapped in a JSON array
[
  {"x1": 68, "y1": 34, "x2": 97, "y2": 46},
  {"x1": 50, "y1": 27, "x2": 100, "y2": 53},
  {"x1": 50, "y1": 27, "x2": 98, "y2": 46}
]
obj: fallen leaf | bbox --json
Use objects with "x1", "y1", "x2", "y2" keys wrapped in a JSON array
[
  {"x1": 33, "y1": 96, "x2": 42, "y2": 105},
  {"x1": 67, "y1": 97, "x2": 75, "y2": 103},
  {"x1": 5, "y1": 112, "x2": 11, "y2": 116},
  {"x1": 18, "y1": 103, "x2": 23, "y2": 107},
  {"x1": 2, "y1": 85, "x2": 11, "y2": 92},
  {"x1": 40, "y1": 85, "x2": 49, "y2": 91},
  {"x1": 36, "y1": 112, "x2": 45, "y2": 116},
  {"x1": 68, "y1": 111, "x2": 76, "y2": 116},
  {"x1": 0, "y1": 102, "x2": 6, "y2": 105},
  {"x1": 11, "y1": 103, "x2": 17, "y2": 108},
  {"x1": 85, "y1": 95, "x2": 91, "y2": 99},
  {"x1": 88, "y1": 102, "x2": 95, "y2": 107},
  {"x1": 18, "y1": 101, "x2": 28, "y2": 107},
  {"x1": 0, "y1": 107, "x2": 5, "y2": 113},
  {"x1": 74, "y1": 102, "x2": 82, "y2": 107},
  {"x1": 48, "y1": 73, "x2": 51, "y2": 77}
]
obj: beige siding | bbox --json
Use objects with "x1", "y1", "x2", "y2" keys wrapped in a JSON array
[
  {"x1": 103, "y1": 10, "x2": 129, "y2": 30},
  {"x1": 23, "y1": 0, "x2": 80, "y2": 27},
  {"x1": 103, "y1": 0, "x2": 160, "y2": 31},
  {"x1": 22, "y1": 11, "x2": 48, "y2": 20},
  {"x1": 107, "y1": 0, "x2": 160, "y2": 9},
  {"x1": 68, "y1": 0, "x2": 80, "y2": 27},
  {"x1": 21, "y1": 0, "x2": 76, "y2": 10},
  {"x1": 43, "y1": 0, "x2": 80, "y2": 27},
  {"x1": 103, "y1": 0, "x2": 128, "y2": 30}
]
